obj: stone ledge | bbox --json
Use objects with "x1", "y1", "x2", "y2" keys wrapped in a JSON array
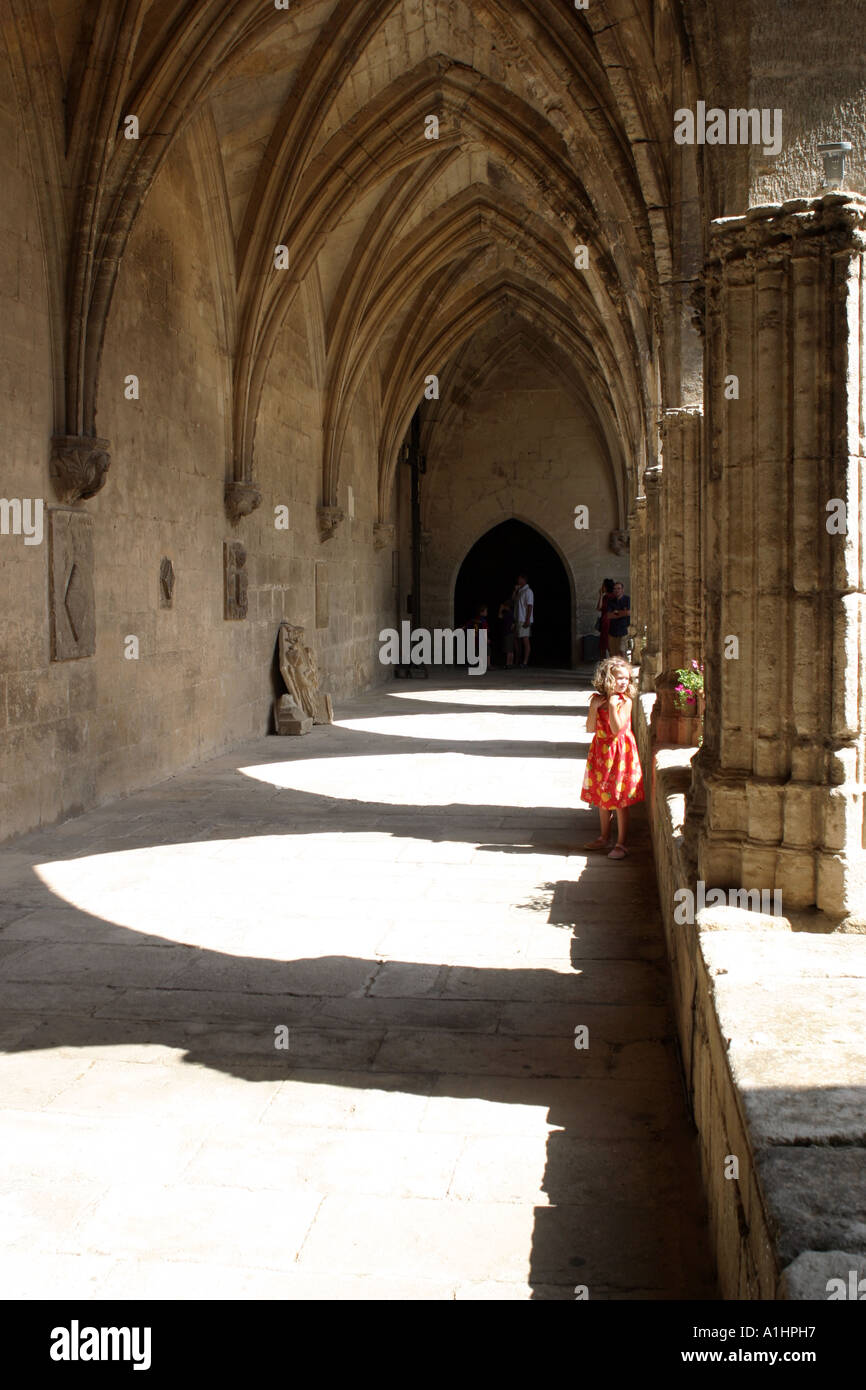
[
  {"x1": 634, "y1": 695, "x2": 866, "y2": 1300},
  {"x1": 778, "y1": 1251, "x2": 866, "y2": 1302}
]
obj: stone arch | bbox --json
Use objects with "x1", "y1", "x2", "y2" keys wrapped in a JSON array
[
  {"x1": 453, "y1": 517, "x2": 577, "y2": 669},
  {"x1": 234, "y1": 55, "x2": 656, "y2": 493},
  {"x1": 419, "y1": 320, "x2": 628, "y2": 539},
  {"x1": 378, "y1": 271, "x2": 646, "y2": 522}
]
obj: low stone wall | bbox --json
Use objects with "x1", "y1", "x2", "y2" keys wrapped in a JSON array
[{"x1": 634, "y1": 693, "x2": 866, "y2": 1301}]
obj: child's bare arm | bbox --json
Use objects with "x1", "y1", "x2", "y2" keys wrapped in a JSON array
[
  {"x1": 586, "y1": 694, "x2": 602, "y2": 732},
  {"x1": 607, "y1": 694, "x2": 631, "y2": 734}
]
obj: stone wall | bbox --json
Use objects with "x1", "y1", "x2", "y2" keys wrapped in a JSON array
[
  {"x1": 635, "y1": 693, "x2": 866, "y2": 1300},
  {"x1": 0, "y1": 32, "x2": 64, "y2": 834},
  {"x1": 0, "y1": 116, "x2": 393, "y2": 843}
]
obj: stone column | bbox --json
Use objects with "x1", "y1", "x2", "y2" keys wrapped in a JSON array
[
  {"x1": 651, "y1": 408, "x2": 704, "y2": 744},
  {"x1": 689, "y1": 194, "x2": 866, "y2": 917},
  {"x1": 640, "y1": 465, "x2": 663, "y2": 686},
  {"x1": 627, "y1": 494, "x2": 648, "y2": 666},
  {"x1": 660, "y1": 408, "x2": 703, "y2": 671}
]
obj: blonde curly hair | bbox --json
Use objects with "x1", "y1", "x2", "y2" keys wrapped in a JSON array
[{"x1": 592, "y1": 656, "x2": 637, "y2": 700}]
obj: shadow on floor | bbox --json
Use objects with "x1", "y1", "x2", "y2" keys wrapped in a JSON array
[{"x1": 0, "y1": 677, "x2": 717, "y2": 1298}]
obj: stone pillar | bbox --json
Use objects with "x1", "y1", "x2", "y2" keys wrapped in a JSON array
[
  {"x1": 640, "y1": 466, "x2": 663, "y2": 686},
  {"x1": 660, "y1": 408, "x2": 703, "y2": 672},
  {"x1": 689, "y1": 194, "x2": 866, "y2": 917},
  {"x1": 627, "y1": 495, "x2": 648, "y2": 666},
  {"x1": 651, "y1": 408, "x2": 704, "y2": 744}
]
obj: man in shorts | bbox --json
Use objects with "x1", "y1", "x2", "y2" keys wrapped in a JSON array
[{"x1": 514, "y1": 573, "x2": 534, "y2": 668}]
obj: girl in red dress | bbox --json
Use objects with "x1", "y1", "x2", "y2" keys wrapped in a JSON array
[{"x1": 581, "y1": 656, "x2": 644, "y2": 859}]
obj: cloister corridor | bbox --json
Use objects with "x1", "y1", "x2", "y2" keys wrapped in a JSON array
[{"x1": 0, "y1": 672, "x2": 716, "y2": 1301}]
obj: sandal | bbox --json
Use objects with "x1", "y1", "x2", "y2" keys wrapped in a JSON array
[
  {"x1": 608, "y1": 844, "x2": 629, "y2": 860},
  {"x1": 583, "y1": 836, "x2": 611, "y2": 851}
]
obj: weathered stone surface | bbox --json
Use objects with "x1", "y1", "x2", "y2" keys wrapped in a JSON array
[
  {"x1": 314, "y1": 561, "x2": 328, "y2": 629},
  {"x1": 49, "y1": 436, "x2": 110, "y2": 505},
  {"x1": 778, "y1": 1251, "x2": 866, "y2": 1302},
  {"x1": 274, "y1": 696, "x2": 312, "y2": 736},
  {"x1": 158, "y1": 556, "x2": 174, "y2": 608},
  {"x1": 756, "y1": 1151, "x2": 866, "y2": 1264},
  {"x1": 48, "y1": 509, "x2": 95, "y2": 661},
  {"x1": 0, "y1": 676, "x2": 716, "y2": 1298},
  {"x1": 1, "y1": 0, "x2": 864, "y2": 1305},
  {"x1": 275, "y1": 620, "x2": 333, "y2": 727},
  {"x1": 637, "y1": 688, "x2": 866, "y2": 1299},
  {"x1": 224, "y1": 481, "x2": 262, "y2": 524},
  {"x1": 223, "y1": 539, "x2": 247, "y2": 620}
]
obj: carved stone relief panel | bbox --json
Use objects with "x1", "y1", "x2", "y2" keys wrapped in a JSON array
[
  {"x1": 49, "y1": 508, "x2": 96, "y2": 660},
  {"x1": 159, "y1": 557, "x2": 175, "y2": 609},
  {"x1": 224, "y1": 540, "x2": 248, "y2": 620}
]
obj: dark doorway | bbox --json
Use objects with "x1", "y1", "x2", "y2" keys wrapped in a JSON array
[{"x1": 454, "y1": 519, "x2": 572, "y2": 668}]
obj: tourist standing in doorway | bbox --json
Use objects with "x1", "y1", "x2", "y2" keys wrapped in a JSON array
[
  {"x1": 607, "y1": 581, "x2": 630, "y2": 655},
  {"x1": 514, "y1": 573, "x2": 534, "y2": 668},
  {"x1": 498, "y1": 598, "x2": 515, "y2": 668},
  {"x1": 597, "y1": 577, "x2": 615, "y2": 657},
  {"x1": 581, "y1": 656, "x2": 644, "y2": 858}
]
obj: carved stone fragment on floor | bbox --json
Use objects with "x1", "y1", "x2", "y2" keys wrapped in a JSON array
[{"x1": 275, "y1": 620, "x2": 333, "y2": 733}]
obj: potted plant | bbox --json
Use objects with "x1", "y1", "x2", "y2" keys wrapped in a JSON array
[{"x1": 675, "y1": 661, "x2": 704, "y2": 740}]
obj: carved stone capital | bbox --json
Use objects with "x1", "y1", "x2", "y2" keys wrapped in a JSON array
[
  {"x1": 707, "y1": 193, "x2": 866, "y2": 274},
  {"x1": 661, "y1": 407, "x2": 703, "y2": 457},
  {"x1": 643, "y1": 464, "x2": 663, "y2": 496},
  {"x1": 317, "y1": 506, "x2": 345, "y2": 542},
  {"x1": 609, "y1": 529, "x2": 629, "y2": 556},
  {"x1": 225, "y1": 481, "x2": 262, "y2": 524},
  {"x1": 373, "y1": 522, "x2": 396, "y2": 551},
  {"x1": 50, "y1": 435, "x2": 111, "y2": 504}
]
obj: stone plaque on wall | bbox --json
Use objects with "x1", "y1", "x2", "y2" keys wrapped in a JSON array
[
  {"x1": 224, "y1": 540, "x2": 248, "y2": 620},
  {"x1": 49, "y1": 508, "x2": 96, "y2": 661},
  {"x1": 159, "y1": 556, "x2": 175, "y2": 609},
  {"x1": 315, "y1": 560, "x2": 328, "y2": 629}
]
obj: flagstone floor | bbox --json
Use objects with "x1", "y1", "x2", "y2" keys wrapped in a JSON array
[{"x1": 0, "y1": 671, "x2": 717, "y2": 1299}]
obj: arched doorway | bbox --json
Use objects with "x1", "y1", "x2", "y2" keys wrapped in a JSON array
[{"x1": 454, "y1": 519, "x2": 573, "y2": 668}]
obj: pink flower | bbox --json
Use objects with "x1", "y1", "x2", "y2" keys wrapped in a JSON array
[{"x1": 686, "y1": 692, "x2": 695, "y2": 703}]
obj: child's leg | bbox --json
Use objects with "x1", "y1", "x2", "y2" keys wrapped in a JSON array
[
  {"x1": 608, "y1": 807, "x2": 631, "y2": 858},
  {"x1": 583, "y1": 806, "x2": 612, "y2": 850}
]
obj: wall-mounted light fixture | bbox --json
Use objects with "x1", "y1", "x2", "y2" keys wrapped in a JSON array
[{"x1": 817, "y1": 140, "x2": 852, "y2": 191}]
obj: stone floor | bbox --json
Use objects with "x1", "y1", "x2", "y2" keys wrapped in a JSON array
[{"x1": 0, "y1": 671, "x2": 717, "y2": 1300}]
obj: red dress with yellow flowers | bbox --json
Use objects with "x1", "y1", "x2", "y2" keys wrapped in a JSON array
[{"x1": 580, "y1": 698, "x2": 644, "y2": 809}]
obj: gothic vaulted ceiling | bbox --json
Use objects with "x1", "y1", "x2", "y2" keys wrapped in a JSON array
[{"x1": 5, "y1": 0, "x2": 713, "y2": 515}]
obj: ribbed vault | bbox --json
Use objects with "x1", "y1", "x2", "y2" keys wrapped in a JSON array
[{"x1": 3, "y1": 0, "x2": 718, "y2": 519}]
